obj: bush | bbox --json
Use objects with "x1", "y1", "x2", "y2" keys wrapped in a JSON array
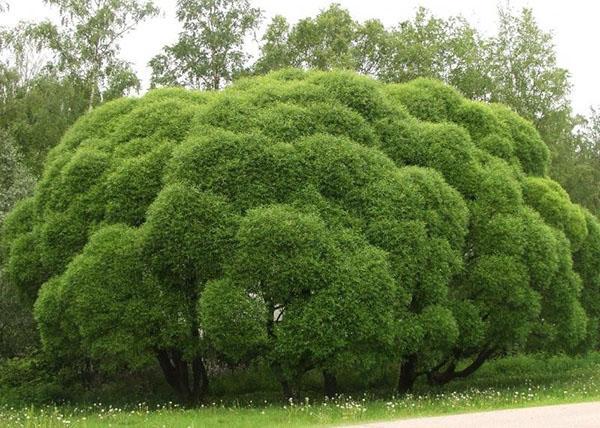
[{"x1": 0, "y1": 357, "x2": 63, "y2": 406}]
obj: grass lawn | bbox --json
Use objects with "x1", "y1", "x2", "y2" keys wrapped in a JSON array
[{"x1": 2, "y1": 353, "x2": 600, "y2": 427}]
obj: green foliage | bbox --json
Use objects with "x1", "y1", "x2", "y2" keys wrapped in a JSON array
[
  {"x1": 255, "y1": 4, "x2": 358, "y2": 73},
  {"x1": 4, "y1": 229, "x2": 47, "y2": 305},
  {"x1": 490, "y1": 103, "x2": 549, "y2": 176},
  {"x1": 0, "y1": 273, "x2": 37, "y2": 359},
  {"x1": 254, "y1": 5, "x2": 487, "y2": 100},
  {"x1": 380, "y1": 8, "x2": 487, "y2": 97},
  {"x1": 0, "y1": 74, "x2": 89, "y2": 173},
  {"x1": 0, "y1": 11, "x2": 144, "y2": 176},
  {"x1": 232, "y1": 205, "x2": 334, "y2": 301},
  {"x1": 37, "y1": 225, "x2": 189, "y2": 370},
  {"x1": 523, "y1": 177, "x2": 587, "y2": 250},
  {"x1": 0, "y1": 356, "x2": 63, "y2": 405},
  {"x1": 0, "y1": 130, "x2": 35, "y2": 223},
  {"x1": 487, "y1": 8, "x2": 571, "y2": 136},
  {"x1": 466, "y1": 255, "x2": 540, "y2": 347},
  {"x1": 573, "y1": 211, "x2": 600, "y2": 348},
  {"x1": 556, "y1": 107, "x2": 600, "y2": 217},
  {"x1": 144, "y1": 183, "x2": 237, "y2": 288},
  {"x1": 103, "y1": 141, "x2": 174, "y2": 226},
  {"x1": 199, "y1": 279, "x2": 268, "y2": 365},
  {"x1": 384, "y1": 78, "x2": 550, "y2": 180},
  {"x1": 384, "y1": 78, "x2": 463, "y2": 123},
  {"x1": 2, "y1": 69, "x2": 597, "y2": 401}
]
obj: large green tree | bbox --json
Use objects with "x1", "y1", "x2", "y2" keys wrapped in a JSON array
[
  {"x1": 3, "y1": 70, "x2": 597, "y2": 402},
  {"x1": 150, "y1": 0, "x2": 262, "y2": 90}
]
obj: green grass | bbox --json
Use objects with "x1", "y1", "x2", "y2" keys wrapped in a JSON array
[{"x1": 2, "y1": 353, "x2": 600, "y2": 427}]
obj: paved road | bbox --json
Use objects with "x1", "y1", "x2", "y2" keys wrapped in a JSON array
[{"x1": 351, "y1": 401, "x2": 600, "y2": 428}]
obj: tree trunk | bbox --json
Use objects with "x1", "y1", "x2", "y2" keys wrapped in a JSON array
[
  {"x1": 428, "y1": 348, "x2": 494, "y2": 385},
  {"x1": 80, "y1": 358, "x2": 96, "y2": 390},
  {"x1": 157, "y1": 349, "x2": 208, "y2": 406},
  {"x1": 88, "y1": 83, "x2": 96, "y2": 112},
  {"x1": 397, "y1": 355, "x2": 418, "y2": 395},
  {"x1": 281, "y1": 379, "x2": 295, "y2": 400},
  {"x1": 323, "y1": 370, "x2": 337, "y2": 398},
  {"x1": 192, "y1": 355, "x2": 209, "y2": 399},
  {"x1": 89, "y1": 45, "x2": 100, "y2": 111}
]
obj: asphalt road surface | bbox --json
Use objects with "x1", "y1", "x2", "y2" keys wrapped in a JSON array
[{"x1": 351, "y1": 401, "x2": 600, "y2": 428}]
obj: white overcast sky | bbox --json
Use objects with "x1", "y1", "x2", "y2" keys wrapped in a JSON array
[{"x1": 1, "y1": 0, "x2": 598, "y2": 115}]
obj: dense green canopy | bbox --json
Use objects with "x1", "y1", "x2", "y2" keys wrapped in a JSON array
[{"x1": 2, "y1": 69, "x2": 598, "y2": 402}]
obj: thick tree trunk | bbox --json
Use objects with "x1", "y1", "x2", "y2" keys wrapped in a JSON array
[
  {"x1": 397, "y1": 355, "x2": 418, "y2": 395},
  {"x1": 323, "y1": 370, "x2": 337, "y2": 398},
  {"x1": 157, "y1": 349, "x2": 208, "y2": 405},
  {"x1": 428, "y1": 348, "x2": 494, "y2": 385}
]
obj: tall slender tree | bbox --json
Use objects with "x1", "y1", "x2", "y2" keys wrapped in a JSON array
[
  {"x1": 150, "y1": 0, "x2": 262, "y2": 90},
  {"x1": 255, "y1": 4, "x2": 385, "y2": 75},
  {"x1": 379, "y1": 7, "x2": 489, "y2": 99},
  {"x1": 487, "y1": 7, "x2": 572, "y2": 142},
  {"x1": 39, "y1": 0, "x2": 159, "y2": 110}
]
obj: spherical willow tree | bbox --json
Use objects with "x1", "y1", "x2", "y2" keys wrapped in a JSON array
[{"x1": 2, "y1": 70, "x2": 599, "y2": 402}]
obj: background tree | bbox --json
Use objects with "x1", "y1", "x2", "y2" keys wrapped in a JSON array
[
  {"x1": 0, "y1": 23, "x2": 89, "y2": 174},
  {"x1": 378, "y1": 7, "x2": 489, "y2": 99},
  {"x1": 252, "y1": 15, "x2": 292, "y2": 74},
  {"x1": 38, "y1": 0, "x2": 159, "y2": 110},
  {"x1": 486, "y1": 7, "x2": 571, "y2": 141},
  {"x1": 555, "y1": 108, "x2": 600, "y2": 216},
  {"x1": 150, "y1": 0, "x2": 262, "y2": 90},
  {"x1": 0, "y1": 130, "x2": 34, "y2": 223},
  {"x1": 272, "y1": 3, "x2": 357, "y2": 70},
  {"x1": 0, "y1": 131, "x2": 36, "y2": 359},
  {"x1": 254, "y1": 4, "x2": 388, "y2": 75},
  {"x1": 254, "y1": 5, "x2": 487, "y2": 93}
]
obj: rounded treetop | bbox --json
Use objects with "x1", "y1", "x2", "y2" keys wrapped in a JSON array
[{"x1": 2, "y1": 70, "x2": 598, "y2": 400}]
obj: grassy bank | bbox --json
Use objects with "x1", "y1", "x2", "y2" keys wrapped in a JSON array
[{"x1": 2, "y1": 353, "x2": 600, "y2": 427}]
